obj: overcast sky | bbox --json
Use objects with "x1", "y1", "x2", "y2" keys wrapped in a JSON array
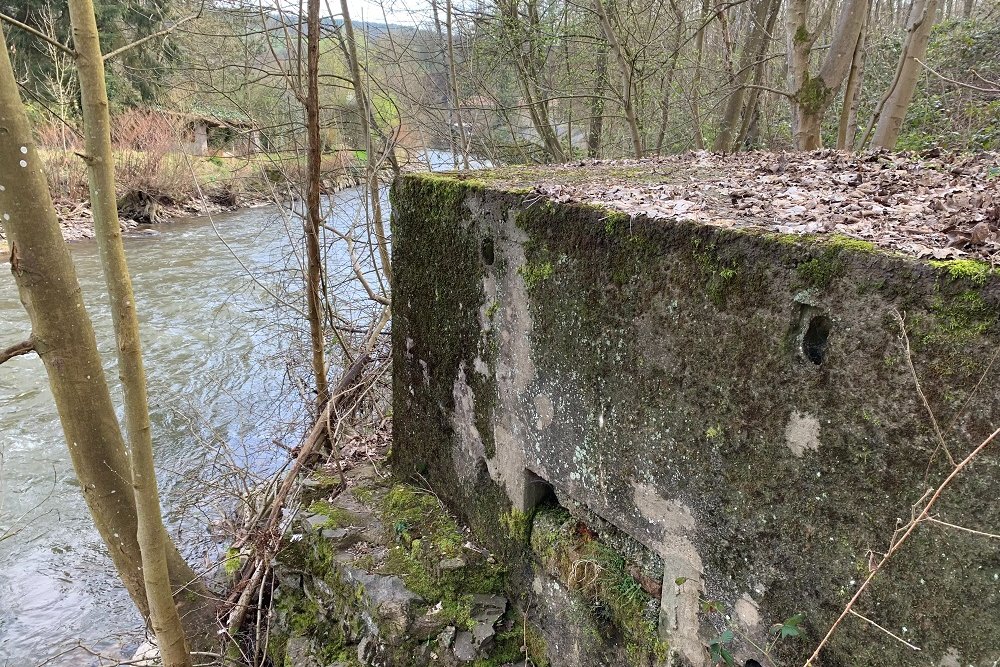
[{"x1": 344, "y1": 0, "x2": 426, "y2": 25}]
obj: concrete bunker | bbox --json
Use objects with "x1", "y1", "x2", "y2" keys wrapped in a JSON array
[{"x1": 391, "y1": 155, "x2": 1000, "y2": 667}]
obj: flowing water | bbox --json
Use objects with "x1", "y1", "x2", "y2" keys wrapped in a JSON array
[{"x1": 0, "y1": 186, "x2": 380, "y2": 666}]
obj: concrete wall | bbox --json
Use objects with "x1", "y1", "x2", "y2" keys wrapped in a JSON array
[{"x1": 390, "y1": 172, "x2": 1000, "y2": 667}]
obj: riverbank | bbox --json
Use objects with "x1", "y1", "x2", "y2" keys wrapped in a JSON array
[{"x1": 0, "y1": 149, "x2": 378, "y2": 253}]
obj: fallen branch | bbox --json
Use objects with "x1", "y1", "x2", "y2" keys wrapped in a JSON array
[
  {"x1": 916, "y1": 58, "x2": 999, "y2": 95},
  {"x1": 265, "y1": 305, "x2": 391, "y2": 535},
  {"x1": 0, "y1": 338, "x2": 35, "y2": 366}
]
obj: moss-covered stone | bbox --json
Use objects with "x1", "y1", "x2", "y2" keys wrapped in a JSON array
[{"x1": 391, "y1": 171, "x2": 1000, "y2": 667}]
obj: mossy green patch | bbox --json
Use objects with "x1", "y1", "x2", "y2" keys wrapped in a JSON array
[
  {"x1": 500, "y1": 509, "x2": 531, "y2": 544},
  {"x1": 931, "y1": 258, "x2": 992, "y2": 286},
  {"x1": 306, "y1": 500, "x2": 355, "y2": 528},
  {"x1": 692, "y1": 240, "x2": 739, "y2": 306},
  {"x1": 794, "y1": 235, "x2": 873, "y2": 289},
  {"x1": 378, "y1": 484, "x2": 506, "y2": 617},
  {"x1": 796, "y1": 74, "x2": 832, "y2": 115},
  {"x1": 529, "y1": 508, "x2": 665, "y2": 663},
  {"x1": 520, "y1": 261, "x2": 555, "y2": 289}
]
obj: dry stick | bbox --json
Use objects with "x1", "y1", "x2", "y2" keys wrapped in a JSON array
[
  {"x1": 947, "y1": 345, "x2": 1000, "y2": 431},
  {"x1": 0, "y1": 338, "x2": 35, "y2": 365},
  {"x1": 897, "y1": 310, "x2": 956, "y2": 467},
  {"x1": 0, "y1": 12, "x2": 75, "y2": 56},
  {"x1": 803, "y1": 424, "x2": 1000, "y2": 666},
  {"x1": 926, "y1": 516, "x2": 1000, "y2": 539},
  {"x1": 264, "y1": 307, "x2": 390, "y2": 535},
  {"x1": 848, "y1": 610, "x2": 921, "y2": 651},
  {"x1": 101, "y1": 10, "x2": 203, "y2": 61},
  {"x1": 916, "y1": 57, "x2": 1000, "y2": 94}
]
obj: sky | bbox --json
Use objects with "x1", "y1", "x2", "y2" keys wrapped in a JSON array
[{"x1": 266, "y1": 0, "x2": 432, "y2": 26}]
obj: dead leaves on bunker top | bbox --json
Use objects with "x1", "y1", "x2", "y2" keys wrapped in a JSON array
[{"x1": 488, "y1": 150, "x2": 1000, "y2": 261}]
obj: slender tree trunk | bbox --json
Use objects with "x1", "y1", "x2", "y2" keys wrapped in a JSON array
[
  {"x1": 0, "y1": 21, "x2": 209, "y2": 662},
  {"x1": 594, "y1": 0, "x2": 643, "y2": 157},
  {"x1": 67, "y1": 2, "x2": 194, "y2": 663},
  {"x1": 714, "y1": 0, "x2": 777, "y2": 152},
  {"x1": 838, "y1": 7, "x2": 869, "y2": 150},
  {"x1": 340, "y1": 0, "x2": 393, "y2": 286},
  {"x1": 499, "y1": 0, "x2": 565, "y2": 161},
  {"x1": 587, "y1": 39, "x2": 608, "y2": 157},
  {"x1": 445, "y1": 0, "x2": 470, "y2": 169},
  {"x1": 691, "y1": 0, "x2": 711, "y2": 149},
  {"x1": 430, "y1": 0, "x2": 458, "y2": 167},
  {"x1": 655, "y1": 0, "x2": 685, "y2": 154},
  {"x1": 872, "y1": 0, "x2": 940, "y2": 148},
  {"x1": 304, "y1": 0, "x2": 329, "y2": 410}
]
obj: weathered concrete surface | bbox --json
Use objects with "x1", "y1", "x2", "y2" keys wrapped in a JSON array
[{"x1": 390, "y1": 166, "x2": 1000, "y2": 667}]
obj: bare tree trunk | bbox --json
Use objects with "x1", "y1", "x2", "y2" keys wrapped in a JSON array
[
  {"x1": 66, "y1": 2, "x2": 194, "y2": 663},
  {"x1": 656, "y1": 0, "x2": 685, "y2": 154},
  {"x1": 499, "y1": 0, "x2": 565, "y2": 161},
  {"x1": 714, "y1": 0, "x2": 778, "y2": 152},
  {"x1": 430, "y1": 0, "x2": 459, "y2": 167},
  {"x1": 304, "y1": 0, "x2": 329, "y2": 410},
  {"x1": 340, "y1": 0, "x2": 393, "y2": 286},
  {"x1": 446, "y1": 0, "x2": 470, "y2": 169},
  {"x1": 691, "y1": 0, "x2": 711, "y2": 149},
  {"x1": 962, "y1": 0, "x2": 974, "y2": 17},
  {"x1": 787, "y1": 0, "x2": 869, "y2": 150},
  {"x1": 838, "y1": 7, "x2": 870, "y2": 150},
  {"x1": 587, "y1": 39, "x2": 608, "y2": 157},
  {"x1": 0, "y1": 21, "x2": 210, "y2": 662},
  {"x1": 594, "y1": 0, "x2": 643, "y2": 157},
  {"x1": 872, "y1": 0, "x2": 940, "y2": 148}
]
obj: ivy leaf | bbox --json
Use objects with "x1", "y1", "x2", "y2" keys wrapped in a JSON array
[{"x1": 675, "y1": 577, "x2": 688, "y2": 586}]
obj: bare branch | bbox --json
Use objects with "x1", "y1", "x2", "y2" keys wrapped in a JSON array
[
  {"x1": 895, "y1": 310, "x2": 956, "y2": 467},
  {"x1": 848, "y1": 610, "x2": 921, "y2": 651},
  {"x1": 102, "y1": 10, "x2": 203, "y2": 62},
  {"x1": 0, "y1": 338, "x2": 35, "y2": 366},
  {"x1": 916, "y1": 58, "x2": 1000, "y2": 94},
  {"x1": 0, "y1": 12, "x2": 75, "y2": 57}
]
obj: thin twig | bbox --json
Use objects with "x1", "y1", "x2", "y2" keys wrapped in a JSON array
[
  {"x1": 102, "y1": 9, "x2": 203, "y2": 61},
  {"x1": 803, "y1": 424, "x2": 1000, "y2": 665},
  {"x1": 916, "y1": 58, "x2": 999, "y2": 94},
  {"x1": 895, "y1": 310, "x2": 955, "y2": 466},
  {"x1": 925, "y1": 515, "x2": 1000, "y2": 540},
  {"x1": 848, "y1": 610, "x2": 921, "y2": 651}
]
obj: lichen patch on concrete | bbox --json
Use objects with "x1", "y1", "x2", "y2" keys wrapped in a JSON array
[{"x1": 784, "y1": 411, "x2": 822, "y2": 457}]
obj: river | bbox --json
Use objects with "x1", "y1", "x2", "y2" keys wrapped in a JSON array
[{"x1": 0, "y1": 186, "x2": 381, "y2": 666}]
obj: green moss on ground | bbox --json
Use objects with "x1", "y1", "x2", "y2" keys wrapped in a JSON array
[
  {"x1": 306, "y1": 500, "x2": 355, "y2": 528},
  {"x1": 377, "y1": 484, "x2": 507, "y2": 619},
  {"x1": 529, "y1": 508, "x2": 666, "y2": 664}
]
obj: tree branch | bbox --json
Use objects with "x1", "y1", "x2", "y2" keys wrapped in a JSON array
[
  {"x1": 102, "y1": 10, "x2": 202, "y2": 62},
  {"x1": 0, "y1": 338, "x2": 36, "y2": 365},
  {"x1": 0, "y1": 13, "x2": 75, "y2": 57},
  {"x1": 916, "y1": 58, "x2": 999, "y2": 94},
  {"x1": 741, "y1": 83, "x2": 795, "y2": 99}
]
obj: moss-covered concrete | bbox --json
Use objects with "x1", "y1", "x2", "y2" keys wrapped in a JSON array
[
  {"x1": 268, "y1": 466, "x2": 544, "y2": 666},
  {"x1": 391, "y1": 170, "x2": 1000, "y2": 667}
]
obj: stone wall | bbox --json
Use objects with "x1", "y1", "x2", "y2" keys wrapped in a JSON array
[{"x1": 390, "y1": 170, "x2": 1000, "y2": 667}]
